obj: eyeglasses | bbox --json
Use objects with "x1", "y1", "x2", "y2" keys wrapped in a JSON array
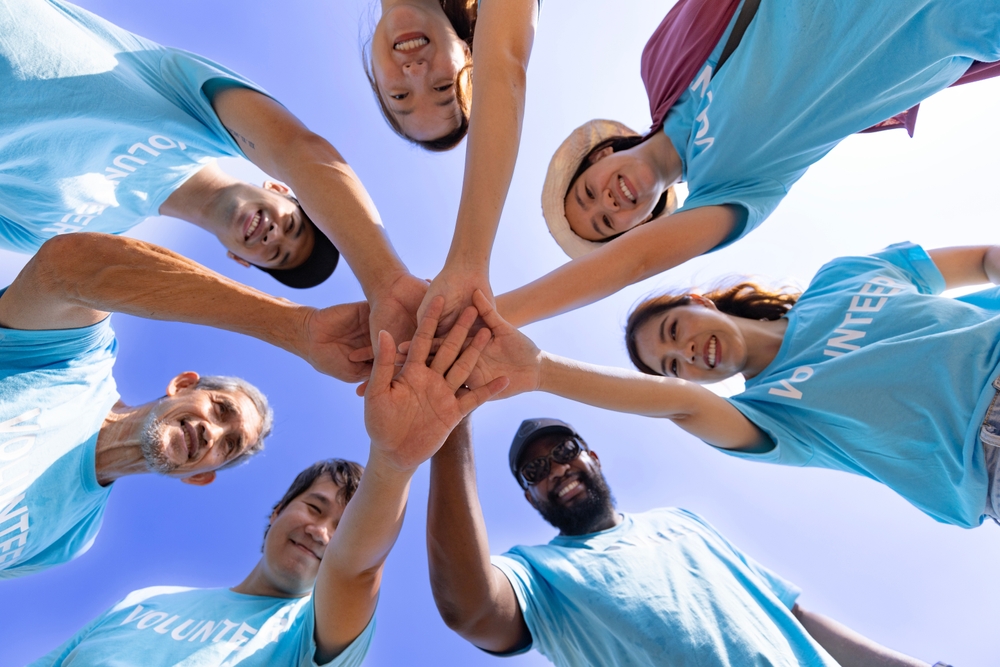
[{"x1": 519, "y1": 437, "x2": 585, "y2": 486}]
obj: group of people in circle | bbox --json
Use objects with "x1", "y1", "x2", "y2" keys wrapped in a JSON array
[{"x1": 3, "y1": 0, "x2": 999, "y2": 664}]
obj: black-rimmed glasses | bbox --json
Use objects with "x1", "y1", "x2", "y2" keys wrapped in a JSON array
[{"x1": 519, "y1": 437, "x2": 586, "y2": 486}]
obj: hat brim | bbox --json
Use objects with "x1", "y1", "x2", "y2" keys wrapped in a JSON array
[{"x1": 542, "y1": 119, "x2": 677, "y2": 259}]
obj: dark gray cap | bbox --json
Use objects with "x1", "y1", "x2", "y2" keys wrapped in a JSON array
[{"x1": 509, "y1": 418, "x2": 579, "y2": 480}]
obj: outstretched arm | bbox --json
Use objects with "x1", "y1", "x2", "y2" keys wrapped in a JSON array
[
  {"x1": 312, "y1": 298, "x2": 509, "y2": 661},
  {"x1": 793, "y1": 605, "x2": 931, "y2": 667},
  {"x1": 418, "y1": 0, "x2": 538, "y2": 330},
  {"x1": 926, "y1": 245, "x2": 1000, "y2": 290},
  {"x1": 468, "y1": 291, "x2": 766, "y2": 451},
  {"x1": 210, "y1": 87, "x2": 427, "y2": 345},
  {"x1": 0, "y1": 233, "x2": 372, "y2": 381},
  {"x1": 496, "y1": 205, "x2": 737, "y2": 327},
  {"x1": 427, "y1": 418, "x2": 531, "y2": 653}
]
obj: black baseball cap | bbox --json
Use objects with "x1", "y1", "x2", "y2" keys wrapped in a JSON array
[
  {"x1": 509, "y1": 418, "x2": 580, "y2": 482},
  {"x1": 256, "y1": 218, "x2": 339, "y2": 289}
]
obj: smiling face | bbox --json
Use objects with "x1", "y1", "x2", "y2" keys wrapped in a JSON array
[
  {"x1": 213, "y1": 180, "x2": 316, "y2": 271},
  {"x1": 520, "y1": 434, "x2": 616, "y2": 536},
  {"x1": 140, "y1": 373, "x2": 264, "y2": 480},
  {"x1": 260, "y1": 476, "x2": 346, "y2": 595},
  {"x1": 632, "y1": 297, "x2": 749, "y2": 382},
  {"x1": 564, "y1": 145, "x2": 665, "y2": 241},
  {"x1": 370, "y1": 3, "x2": 469, "y2": 142}
]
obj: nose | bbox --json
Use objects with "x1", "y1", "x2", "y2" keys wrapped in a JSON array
[
  {"x1": 304, "y1": 522, "x2": 331, "y2": 547},
  {"x1": 402, "y1": 59, "x2": 428, "y2": 79},
  {"x1": 602, "y1": 187, "x2": 619, "y2": 211},
  {"x1": 548, "y1": 460, "x2": 572, "y2": 482},
  {"x1": 201, "y1": 421, "x2": 224, "y2": 452},
  {"x1": 261, "y1": 218, "x2": 283, "y2": 245}
]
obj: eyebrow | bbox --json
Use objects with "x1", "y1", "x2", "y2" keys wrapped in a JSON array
[{"x1": 659, "y1": 317, "x2": 667, "y2": 343}]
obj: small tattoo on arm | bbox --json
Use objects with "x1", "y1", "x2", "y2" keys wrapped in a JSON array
[{"x1": 226, "y1": 126, "x2": 255, "y2": 150}]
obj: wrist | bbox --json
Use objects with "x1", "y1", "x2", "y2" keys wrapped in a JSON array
[
  {"x1": 535, "y1": 350, "x2": 555, "y2": 393},
  {"x1": 366, "y1": 442, "x2": 424, "y2": 479}
]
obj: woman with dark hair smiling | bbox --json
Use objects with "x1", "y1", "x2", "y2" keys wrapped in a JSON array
[
  {"x1": 365, "y1": 0, "x2": 540, "y2": 335},
  {"x1": 494, "y1": 0, "x2": 1000, "y2": 327},
  {"x1": 460, "y1": 241, "x2": 1000, "y2": 530}
]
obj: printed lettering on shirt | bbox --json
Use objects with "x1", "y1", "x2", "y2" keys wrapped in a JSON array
[
  {"x1": 0, "y1": 409, "x2": 41, "y2": 569},
  {"x1": 116, "y1": 604, "x2": 284, "y2": 649},
  {"x1": 41, "y1": 133, "x2": 189, "y2": 237},
  {"x1": 689, "y1": 65, "x2": 716, "y2": 150}
]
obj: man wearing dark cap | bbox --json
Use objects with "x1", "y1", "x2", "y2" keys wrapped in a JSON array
[
  {"x1": 2, "y1": 0, "x2": 426, "y2": 340},
  {"x1": 426, "y1": 417, "x2": 948, "y2": 667}
]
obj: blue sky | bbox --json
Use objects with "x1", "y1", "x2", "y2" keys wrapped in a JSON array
[{"x1": 4, "y1": 1, "x2": 1000, "y2": 665}]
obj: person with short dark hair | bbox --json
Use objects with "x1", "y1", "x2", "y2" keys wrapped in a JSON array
[
  {"x1": 30, "y1": 295, "x2": 509, "y2": 665},
  {"x1": 427, "y1": 417, "x2": 944, "y2": 666}
]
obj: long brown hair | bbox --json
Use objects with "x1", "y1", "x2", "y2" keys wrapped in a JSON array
[
  {"x1": 364, "y1": 0, "x2": 477, "y2": 151},
  {"x1": 625, "y1": 282, "x2": 800, "y2": 375}
]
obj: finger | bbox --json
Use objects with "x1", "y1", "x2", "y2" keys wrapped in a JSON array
[
  {"x1": 472, "y1": 289, "x2": 505, "y2": 330},
  {"x1": 430, "y1": 306, "x2": 478, "y2": 374},
  {"x1": 407, "y1": 295, "x2": 444, "y2": 365},
  {"x1": 398, "y1": 338, "x2": 447, "y2": 355},
  {"x1": 367, "y1": 330, "x2": 396, "y2": 397},
  {"x1": 444, "y1": 326, "x2": 492, "y2": 391},
  {"x1": 355, "y1": 380, "x2": 368, "y2": 397},
  {"x1": 349, "y1": 346, "x2": 375, "y2": 363},
  {"x1": 458, "y1": 377, "x2": 510, "y2": 414}
]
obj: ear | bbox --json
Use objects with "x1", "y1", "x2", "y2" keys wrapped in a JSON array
[
  {"x1": 688, "y1": 294, "x2": 719, "y2": 311},
  {"x1": 588, "y1": 146, "x2": 615, "y2": 165},
  {"x1": 226, "y1": 251, "x2": 252, "y2": 268},
  {"x1": 180, "y1": 470, "x2": 216, "y2": 486},
  {"x1": 585, "y1": 449, "x2": 601, "y2": 468},
  {"x1": 166, "y1": 371, "x2": 200, "y2": 396},
  {"x1": 263, "y1": 180, "x2": 291, "y2": 196},
  {"x1": 524, "y1": 489, "x2": 539, "y2": 509}
]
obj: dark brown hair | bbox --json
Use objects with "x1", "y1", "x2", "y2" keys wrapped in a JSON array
[
  {"x1": 568, "y1": 134, "x2": 672, "y2": 239},
  {"x1": 364, "y1": 0, "x2": 477, "y2": 151},
  {"x1": 263, "y1": 459, "x2": 364, "y2": 546},
  {"x1": 625, "y1": 282, "x2": 800, "y2": 375}
]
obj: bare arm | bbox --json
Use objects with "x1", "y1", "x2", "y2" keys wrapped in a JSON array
[
  {"x1": 419, "y1": 0, "x2": 538, "y2": 329},
  {"x1": 312, "y1": 298, "x2": 508, "y2": 661},
  {"x1": 497, "y1": 205, "x2": 737, "y2": 327},
  {"x1": 0, "y1": 234, "x2": 372, "y2": 381},
  {"x1": 793, "y1": 605, "x2": 930, "y2": 667},
  {"x1": 427, "y1": 418, "x2": 531, "y2": 653},
  {"x1": 926, "y1": 245, "x2": 1000, "y2": 290}
]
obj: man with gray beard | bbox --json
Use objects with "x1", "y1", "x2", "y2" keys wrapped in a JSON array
[
  {"x1": 427, "y1": 417, "x2": 949, "y2": 667},
  {"x1": 0, "y1": 235, "x2": 290, "y2": 579}
]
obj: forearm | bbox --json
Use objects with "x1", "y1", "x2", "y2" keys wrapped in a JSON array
[
  {"x1": 428, "y1": 421, "x2": 524, "y2": 650},
  {"x1": 794, "y1": 606, "x2": 930, "y2": 667},
  {"x1": 2, "y1": 234, "x2": 309, "y2": 351}
]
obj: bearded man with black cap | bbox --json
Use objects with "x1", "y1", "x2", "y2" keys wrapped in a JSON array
[{"x1": 426, "y1": 417, "x2": 950, "y2": 667}]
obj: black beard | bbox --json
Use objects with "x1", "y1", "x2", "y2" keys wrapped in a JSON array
[{"x1": 536, "y1": 468, "x2": 616, "y2": 536}]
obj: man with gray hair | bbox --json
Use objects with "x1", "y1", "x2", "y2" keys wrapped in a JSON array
[{"x1": 0, "y1": 232, "x2": 314, "y2": 579}]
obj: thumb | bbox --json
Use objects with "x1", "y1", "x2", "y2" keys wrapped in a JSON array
[
  {"x1": 473, "y1": 290, "x2": 504, "y2": 330},
  {"x1": 367, "y1": 330, "x2": 396, "y2": 396},
  {"x1": 458, "y1": 376, "x2": 511, "y2": 415}
]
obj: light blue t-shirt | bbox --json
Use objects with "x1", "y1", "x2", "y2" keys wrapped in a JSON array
[
  {"x1": 0, "y1": 0, "x2": 268, "y2": 253},
  {"x1": 32, "y1": 585, "x2": 376, "y2": 667},
  {"x1": 727, "y1": 243, "x2": 1000, "y2": 528},
  {"x1": 662, "y1": 0, "x2": 1000, "y2": 246},
  {"x1": 0, "y1": 307, "x2": 119, "y2": 578},
  {"x1": 492, "y1": 508, "x2": 836, "y2": 667}
]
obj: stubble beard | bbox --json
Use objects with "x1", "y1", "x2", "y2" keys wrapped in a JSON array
[{"x1": 139, "y1": 414, "x2": 179, "y2": 474}]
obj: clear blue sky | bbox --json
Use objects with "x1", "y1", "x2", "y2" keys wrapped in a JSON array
[{"x1": 4, "y1": 1, "x2": 1000, "y2": 665}]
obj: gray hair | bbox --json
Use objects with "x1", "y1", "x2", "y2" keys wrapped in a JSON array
[{"x1": 194, "y1": 375, "x2": 273, "y2": 469}]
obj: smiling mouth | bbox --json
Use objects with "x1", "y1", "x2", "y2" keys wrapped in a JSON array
[
  {"x1": 394, "y1": 35, "x2": 429, "y2": 51},
  {"x1": 704, "y1": 335, "x2": 719, "y2": 369},
  {"x1": 243, "y1": 210, "x2": 262, "y2": 242},
  {"x1": 618, "y1": 175, "x2": 636, "y2": 205},
  {"x1": 181, "y1": 420, "x2": 198, "y2": 459},
  {"x1": 291, "y1": 539, "x2": 321, "y2": 560}
]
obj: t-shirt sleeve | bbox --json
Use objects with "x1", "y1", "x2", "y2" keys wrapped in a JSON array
[
  {"x1": 298, "y1": 596, "x2": 376, "y2": 667},
  {"x1": 0, "y1": 313, "x2": 117, "y2": 372},
  {"x1": 869, "y1": 242, "x2": 946, "y2": 294},
  {"x1": 674, "y1": 509, "x2": 801, "y2": 610},
  {"x1": 489, "y1": 555, "x2": 537, "y2": 656},
  {"x1": 677, "y1": 177, "x2": 786, "y2": 251}
]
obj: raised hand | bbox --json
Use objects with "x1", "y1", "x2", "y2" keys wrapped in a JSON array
[
  {"x1": 417, "y1": 266, "x2": 495, "y2": 336},
  {"x1": 364, "y1": 296, "x2": 509, "y2": 473},
  {"x1": 368, "y1": 272, "x2": 429, "y2": 351},
  {"x1": 467, "y1": 290, "x2": 542, "y2": 398},
  {"x1": 300, "y1": 300, "x2": 374, "y2": 382}
]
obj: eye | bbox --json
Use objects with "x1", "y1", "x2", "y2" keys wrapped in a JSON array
[
  {"x1": 226, "y1": 436, "x2": 238, "y2": 455},
  {"x1": 306, "y1": 503, "x2": 320, "y2": 514},
  {"x1": 670, "y1": 321, "x2": 677, "y2": 340},
  {"x1": 433, "y1": 83, "x2": 454, "y2": 92},
  {"x1": 270, "y1": 248, "x2": 280, "y2": 262},
  {"x1": 585, "y1": 186, "x2": 595, "y2": 200},
  {"x1": 670, "y1": 359, "x2": 679, "y2": 376},
  {"x1": 214, "y1": 400, "x2": 229, "y2": 417},
  {"x1": 390, "y1": 92, "x2": 408, "y2": 100},
  {"x1": 602, "y1": 215, "x2": 613, "y2": 230}
]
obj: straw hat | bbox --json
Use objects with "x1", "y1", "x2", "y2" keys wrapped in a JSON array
[{"x1": 541, "y1": 119, "x2": 677, "y2": 259}]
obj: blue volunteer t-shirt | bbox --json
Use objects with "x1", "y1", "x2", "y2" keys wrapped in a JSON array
[
  {"x1": 0, "y1": 303, "x2": 119, "y2": 578},
  {"x1": 492, "y1": 509, "x2": 836, "y2": 667},
  {"x1": 726, "y1": 243, "x2": 1000, "y2": 527},
  {"x1": 661, "y1": 0, "x2": 1000, "y2": 246},
  {"x1": 0, "y1": 0, "x2": 269, "y2": 253},
  {"x1": 32, "y1": 586, "x2": 376, "y2": 667}
]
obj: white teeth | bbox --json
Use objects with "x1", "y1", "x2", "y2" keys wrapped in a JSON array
[
  {"x1": 246, "y1": 212, "x2": 260, "y2": 240},
  {"x1": 618, "y1": 176, "x2": 635, "y2": 203},
  {"x1": 708, "y1": 337, "x2": 717, "y2": 368},
  {"x1": 394, "y1": 37, "x2": 429, "y2": 51},
  {"x1": 558, "y1": 480, "x2": 580, "y2": 498}
]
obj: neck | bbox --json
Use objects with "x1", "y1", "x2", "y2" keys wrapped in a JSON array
[
  {"x1": 640, "y1": 130, "x2": 684, "y2": 190},
  {"x1": 232, "y1": 559, "x2": 311, "y2": 599},
  {"x1": 560, "y1": 509, "x2": 622, "y2": 537},
  {"x1": 734, "y1": 317, "x2": 789, "y2": 379},
  {"x1": 158, "y1": 162, "x2": 237, "y2": 236},
  {"x1": 94, "y1": 400, "x2": 157, "y2": 485}
]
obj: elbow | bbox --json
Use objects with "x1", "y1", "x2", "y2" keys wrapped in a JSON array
[{"x1": 30, "y1": 234, "x2": 109, "y2": 296}]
